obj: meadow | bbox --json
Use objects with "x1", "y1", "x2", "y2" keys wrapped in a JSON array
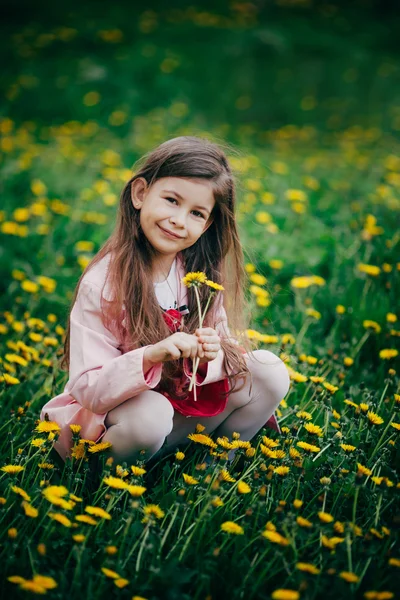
[{"x1": 0, "y1": 2, "x2": 399, "y2": 599}]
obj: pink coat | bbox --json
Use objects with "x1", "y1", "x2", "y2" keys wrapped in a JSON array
[{"x1": 40, "y1": 252, "x2": 279, "y2": 461}]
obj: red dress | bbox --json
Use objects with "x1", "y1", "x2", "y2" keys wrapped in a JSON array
[{"x1": 155, "y1": 309, "x2": 280, "y2": 433}]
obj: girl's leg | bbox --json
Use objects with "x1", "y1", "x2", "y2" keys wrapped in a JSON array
[
  {"x1": 102, "y1": 390, "x2": 175, "y2": 463},
  {"x1": 164, "y1": 350, "x2": 290, "y2": 453}
]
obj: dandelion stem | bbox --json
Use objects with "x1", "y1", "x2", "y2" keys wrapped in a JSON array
[
  {"x1": 352, "y1": 486, "x2": 359, "y2": 525},
  {"x1": 135, "y1": 524, "x2": 150, "y2": 572},
  {"x1": 369, "y1": 414, "x2": 395, "y2": 461},
  {"x1": 160, "y1": 504, "x2": 179, "y2": 551},
  {"x1": 346, "y1": 531, "x2": 353, "y2": 573},
  {"x1": 312, "y1": 442, "x2": 332, "y2": 462}
]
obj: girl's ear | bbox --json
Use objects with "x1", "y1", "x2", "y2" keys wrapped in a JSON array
[
  {"x1": 131, "y1": 178, "x2": 148, "y2": 209},
  {"x1": 203, "y1": 215, "x2": 214, "y2": 234}
]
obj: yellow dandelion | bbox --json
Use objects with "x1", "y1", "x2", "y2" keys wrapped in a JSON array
[
  {"x1": 127, "y1": 485, "x2": 146, "y2": 497},
  {"x1": 22, "y1": 502, "x2": 39, "y2": 518},
  {"x1": 101, "y1": 567, "x2": 120, "y2": 579},
  {"x1": 296, "y1": 562, "x2": 321, "y2": 575},
  {"x1": 88, "y1": 441, "x2": 112, "y2": 453},
  {"x1": 271, "y1": 590, "x2": 300, "y2": 600},
  {"x1": 182, "y1": 473, "x2": 199, "y2": 485},
  {"x1": 318, "y1": 511, "x2": 334, "y2": 523},
  {"x1": 1, "y1": 465, "x2": 25, "y2": 474},
  {"x1": 357, "y1": 463, "x2": 372, "y2": 476},
  {"x1": 85, "y1": 506, "x2": 111, "y2": 520},
  {"x1": 35, "y1": 420, "x2": 61, "y2": 433},
  {"x1": 297, "y1": 516, "x2": 313, "y2": 528},
  {"x1": 262, "y1": 530, "x2": 290, "y2": 546},
  {"x1": 48, "y1": 512, "x2": 72, "y2": 527},
  {"x1": 205, "y1": 279, "x2": 224, "y2": 291},
  {"x1": 75, "y1": 514, "x2": 97, "y2": 525},
  {"x1": 262, "y1": 435, "x2": 280, "y2": 447},
  {"x1": 114, "y1": 578, "x2": 129, "y2": 588},
  {"x1": 304, "y1": 423, "x2": 323, "y2": 436},
  {"x1": 339, "y1": 571, "x2": 359, "y2": 583},
  {"x1": 274, "y1": 466, "x2": 290, "y2": 476},
  {"x1": 131, "y1": 466, "x2": 146, "y2": 476},
  {"x1": 297, "y1": 441, "x2": 320, "y2": 453},
  {"x1": 219, "y1": 470, "x2": 236, "y2": 483},
  {"x1": 220, "y1": 521, "x2": 244, "y2": 535},
  {"x1": 187, "y1": 433, "x2": 217, "y2": 448},
  {"x1": 181, "y1": 272, "x2": 208, "y2": 287},
  {"x1": 367, "y1": 411, "x2": 384, "y2": 425},
  {"x1": 358, "y1": 263, "x2": 381, "y2": 276},
  {"x1": 296, "y1": 411, "x2": 312, "y2": 421},
  {"x1": 321, "y1": 535, "x2": 345, "y2": 549},
  {"x1": 323, "y1": 382, "x2": 339, "y2": 394},
  {"x1": 143, "y1": 504, "x2": 165, "y2": 519},
  {"x1": 237, "y1": 481, "x2": 251, "y2": 494},
  {"x1": 175, "y1": 451, "x2": 185, "y2": 461},
  {"x1": 69, "y1": 424, "x2": 82, "y2": 434},
  {"x1": 340, "y1": 444, "x2": 356, "y2": 452},
  {"x1": 379, "y1": 349, "x2": 398, "y2": 360},
  {"x1": 388, "y1": 558, "x2": 400, "y2": 567},
  {"x1": 363, "y1": 320, "x2": 381, "y2": 334},
  {"x1": 32, "y1": 575, "x2": 57, "y2": 590},
  {"x1": 11, "y1": 485, "x2": 31, "y2": 502},
  {"x1": 103, "y1": 476, "x2": 129, "y2": 490}
]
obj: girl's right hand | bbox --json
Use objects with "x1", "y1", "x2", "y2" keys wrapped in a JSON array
[{"x1": 144, "y1": 332, "x2": 205, "y2": 365}]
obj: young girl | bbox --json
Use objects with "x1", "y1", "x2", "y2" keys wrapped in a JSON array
[{"x1": 40, "y1": 136, "x2": 290, "y2": 464}]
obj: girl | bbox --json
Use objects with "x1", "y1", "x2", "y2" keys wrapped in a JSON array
[{"x1": 40, "y1": 136, "x2": 290, "y2": 464}]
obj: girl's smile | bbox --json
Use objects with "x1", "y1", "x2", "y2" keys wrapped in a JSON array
[{"x1": 157, "y1": 224, "x2": 185, "y2": 239}]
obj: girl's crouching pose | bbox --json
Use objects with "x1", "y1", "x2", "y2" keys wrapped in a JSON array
[{"x1": 40, "y1": 135, "x2": 290, "y2": 464}]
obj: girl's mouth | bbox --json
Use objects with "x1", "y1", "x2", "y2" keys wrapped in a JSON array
[{"x1": 158, "y1": 225, "x2": 183, "y2": 239}]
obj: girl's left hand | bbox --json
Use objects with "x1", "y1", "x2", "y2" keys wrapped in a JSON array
[{"x1": 195, "y1": 327, "x2": 221, "y2": 363}]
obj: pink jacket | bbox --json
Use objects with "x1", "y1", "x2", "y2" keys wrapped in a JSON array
[{"x1": 40, "y1": 251, "x2": 279, "y2": 461}]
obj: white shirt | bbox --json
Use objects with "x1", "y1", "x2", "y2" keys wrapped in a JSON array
[{"x1": 153, "y1": 257, "x2": 178, "y2": 310}]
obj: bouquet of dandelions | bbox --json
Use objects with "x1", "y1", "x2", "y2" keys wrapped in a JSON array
[{"x1": 181, "y1": 271, "x2": 224, "y2": 402}]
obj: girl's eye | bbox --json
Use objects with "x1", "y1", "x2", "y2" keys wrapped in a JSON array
[{"x1": 164, "y1": 198, "x2": 205, "y2": 219}]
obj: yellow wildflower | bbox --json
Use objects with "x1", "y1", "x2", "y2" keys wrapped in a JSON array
[
  {"x1": 297, "y1": 516, "x2": 313, "y2": 528},
  {"x1": 297, "y1": 441, "x2": 320, "y2": 453},
  {"x1": 272, "y1": 591, "x2": 299, "y2": 600},
  {"x1": 237, "y1": 481, "x2": 251, "y2": 494},
  {"x1": 187, "y1": 433, "x2": 217, "y2": 448},
  {"x1": 181, "y1": 272, "x2": 208, "y2": 287},
  {"x1": 367, "y1": 411, "x2": 384, "y2": 425},
  {"x1": 220, "y1": 521, "x2": 244, "y2": 535},
  {"x1": 304, "y1": 423, "x2": 323, "y2": 436},
  {"x1": 318, "y1": 511, "x2": 334, "y2": 523},
  {"x1": 339, "y1": 571, "x2": 359, "y2": 583},
  {"x1": 262, "y1": 530, "x2": 290, "y2": 546},
  {"x1": 182, "y1": 473, "x2": 199, "y2": 485},
  {"x1": 85, "y1": 506, "x2": 111, "y2": 520},
  {"x1": 296, "y1": 562, "x2": 321, "y2": 574}
]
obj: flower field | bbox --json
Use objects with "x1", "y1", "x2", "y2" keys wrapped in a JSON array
[{"x1": 0, "y1": 3, "x2": 399, "y2": 599}]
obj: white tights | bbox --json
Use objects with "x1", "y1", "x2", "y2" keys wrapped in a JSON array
[{"x1": 102, "y1": 349, "x2": 290, "y2": 464}]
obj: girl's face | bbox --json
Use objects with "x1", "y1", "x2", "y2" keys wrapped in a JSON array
[{"x1": 131, "y1": 176, "x2": 215, "y2": 257}]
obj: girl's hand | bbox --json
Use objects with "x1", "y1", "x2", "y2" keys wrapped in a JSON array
[
  {"x1": 145, "y1": 332, "x2": 205, "y2": 364},
  {"x1": 195, "y1": 327, "x2": 221, "y2": 364}
]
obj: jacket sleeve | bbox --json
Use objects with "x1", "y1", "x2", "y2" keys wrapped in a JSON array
[
  {"x1": 66, "y1": 279, "x2": 163, "y2": 415},
  {"x1": 182, "y1": 293, "x2": 241, "y2": 386}
]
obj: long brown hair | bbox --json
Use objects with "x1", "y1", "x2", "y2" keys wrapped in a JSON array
[{"x1": 61, "y1": 135, "x2": 258, "y2": 400}]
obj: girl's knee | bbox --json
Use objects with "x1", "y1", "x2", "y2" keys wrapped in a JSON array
[
  {"x1": 249, "y1": 349, "x2": 291, "y2": 401},
  {"x1": 105, "y1": 391, "x2": 174, "y2": 449}
]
